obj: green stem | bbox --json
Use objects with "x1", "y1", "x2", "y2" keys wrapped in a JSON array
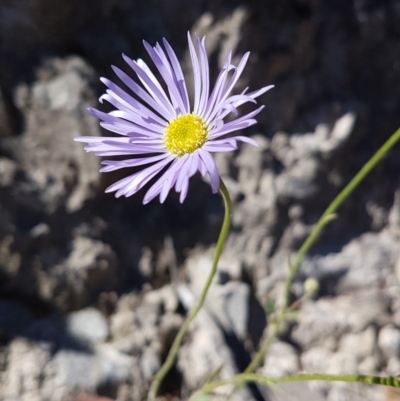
[
  {"x1": 148, "y1": 179, "x2": 232, "y2": 401},
  {"x1": 241, "y1": 128, "x2": 400, "y2": 376},
  {"x1": 198, "y1": 373, "x2": 400, "y2": 395}
]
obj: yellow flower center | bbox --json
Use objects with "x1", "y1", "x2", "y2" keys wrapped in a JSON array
[{"x1": 164, "y1": 114, "x2": 208, "y2": 157}]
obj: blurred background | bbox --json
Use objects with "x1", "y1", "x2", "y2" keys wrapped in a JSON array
[{"x1": 1, "y1": 1, "x2": 400, "y2": 400}]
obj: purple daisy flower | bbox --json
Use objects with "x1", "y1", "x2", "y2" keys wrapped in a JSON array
[{"x1": 75, "y1": 33, "x2": 273, "y2": 204}]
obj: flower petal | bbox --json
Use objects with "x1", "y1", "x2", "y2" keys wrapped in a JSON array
[
  {"x1": 143, "y1": 157, "x2": 184, "y2": 204},
  {"x1": 163, "y1": 38, "x2": 190, "y2": 113},
  {"x1": 123, "y1": 55, "x2": 176, "y2": 120},
  {"x1": 205, "y1": 52, "x2": 250, "y2": 124},
  {"x1": 203, "y1": 141, "x2": 237, "y2": 152},
  {"x1": 110, "y1": 155, "x2": 173, "y2": 197},
  {"x1": 112, "y1": 64, "x2": 174, "y2": 120},
  {"x1": 187, "y1": 32, "x2": 202, "y2": 114},
  {"x1": 199, "y1": 149, "x2": 220, "y2": 193},
  {"x1": 195, "y1": 35, "x2": 210, "y2": 117},
  {"x1": 209, "y1": 106, "x2": 264, "y2": 139},
  {"x1": 100, "y1": 153, "x2": 170, "y2": 172},
  {"x1": 202, "y1": 51, "x2": 233, "y2": 120},
  {"x1": 143, "y1": 41, "x2": 187, "y2": 115}
]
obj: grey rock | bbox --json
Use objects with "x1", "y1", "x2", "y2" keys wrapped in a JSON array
[
  {"x1": 2, "y1": 339, "x2": 52, "y2": 401},
  {"x1": 301, "y1": 347, "x2": 337, "y2": 374},
  {"x1": 261, "y1": 341, "x2": 299, "y2": 377},
  {"x1": 177, "y1": 308, "x2": 256, "y2": 401},
  {"x1": 184, "y1": 250, "x2": 266, "y2": 346},
  {"x1": 140, "y1": 346, "x2": 161, "y2": 381},
  {"x1": 338, "y1": 326, "x2": 376, "y2": 362},
  {"x1": 358, "y1": 355, "x2": 378, "y2": 375},
  {"x1": 388, "y1": 190, "x2": 400, "y2": 239},
  {"x1": 292, "y1": 291, "x2": 389, "y2": 350},
  {"x1": 271, "y1": 114, "x2": 355, "y2": 168},
  {"x1": 35, "y1": 235, "x2": 117, "y2": 311},
  {"x1": 378, "y1": 325, "x2": 400, "y2": 360},
  {"x1": 2, "y1": 337, "x2": 135, "y2": 401},
  {"x1": 206, "y1": 281, "x2": 252, "y2": 341},
  {"x1": 386, "y1": 356, "x2": 400, "y2": 376},
  {"x1": 110, "y1": 309, "x2": 136, "y2": 342},
  {"x1": 184, "y1": 251, "x2": 216, "y2": 298},
  {"x1": 327, "y1": 382, "x2": 383, "y2": 401},
  {"x1": 7, "y1": 56, "x2": 101, "y2": 214},
  {"x1": 110, "y1": 302, "x2": 160, "y2": 353},
  {"x1": 275, "y1": 157, "x2": 319, "y2": 200},
  {"x1": 301, "y1": 230, "x2": 398, "y2": 294},
  {"x1": 142, "y1": 284, "x2": 179, "y2": 314},
  {"x1": 66, "y1": 307, "x2": 109, "y2": 344},
  {"x1": 235, "y1": 134, "x2": 270, "y2": 196},
  {"x1": 270, "y1": 383, "x2": 326, "y2": 401},
  {"x1": 271, "y1": 113, "x2": 355, "y2": 201},
  {"x1": 301, "y1": 346, "x2": 385, "y2": 401},
  {"x1": 233, "y1": 189, "x2": 277, "y2": 230},
  {"x1": 41, "y1": 344, "x2": 134, "y2": 401},
  {"x1": 0, "y1": 157, "x2": 17, "y2": 187},
  {"x1": 95, "y1": 344, "x2": 135, "y2": 384}
]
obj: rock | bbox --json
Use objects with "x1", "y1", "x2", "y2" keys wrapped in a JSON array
[
  {"x1": 142, "y1": 284, "x2": 179, "y2": 314},
  {"x1": 75, "y1": 395, "x2": 115, "y2": 401},
  {"x1": 110, "y1": 301, "x2": 160, "y2": 353},
  {"x1": 66, "y1": 307, "x2": 109, "y2": 344},
  {"x1": 35, "y1": 235, "x2": 117, "y2": 311},
  {"x1": 327, "y1": 382, "x2": 383, "y2": 401},
  {"x1": 275, "y1": 157, "x2": 319, "y2": 200},
  {"x1": 139, "y1": 346, "x2": 160, "y2": 381},
  {"x1": 95, "y1": 344, "x2": 135, "y2": 384},
  {"x1": 206, "y1": 281, "x2": 252, "y2": 341},
  {"x1": 235, "y1": 135, "x2": 270, "y2": 196},
  {"x1": 269, "y1": 383, "x2": 326, "y2": 401},
  {"x1": 261, "y1": 341, "x2": 299, "y2": 377},
  {"x1": 301, "y1": 230, "x2": 398, "y2": 294},
  {"x1": 300, "y1": 345, "x2": 384, "y2": 401},
  {"x1": 301, "y1": 347, "x2": 336, "y2": 374},
  {"x1": 388, "y1": 190, "x2": 400, "y2": 238},
  {"x1": 358, "y1": 355, "x2": 378, "y2": 375},
  {"x1": 2, "y1": 338, "x2": 52, "y2": 401},
  {"x1": 2, "y1": 338, "x2": 135, "y2": 401},
  {"x1": 339, "y1": 326, "x2": 376, "y2": 361},
  {"x1": 177, "y1": 308, "x2": 257, "y2": 401},
  {"x1": 184, "y1": 251, "x2": 215, "y2": 298},
  {"x1": 184, "y1": 250, "x2": 266, "y2": 347},
  {"x1": 292, "y1": 291, "x2": 390, "y2": 350},
  {"x1": 378, "y1": 325, "x2": 400, "y2": 360},
  {"x1": 386, "y1": 357, "x2": 400, "y2": 376},
  {"x1": 42, "y1": 344, "x2": 134, "y2": 400},
  {"x1": 0, "y1": 157, "x2": 18, "y2": 187},
  {"x1": 233, "y1": 189, "x2": 277, "y2": 230},
  {"x1": 270, "y1": 113, "x2": 355, "y2": 202},
  {"x1": 5, "y1": 56, "x2": 101, "y2": 214}
]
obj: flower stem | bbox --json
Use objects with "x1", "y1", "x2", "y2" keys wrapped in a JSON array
[
  {"x1": 243, "y1": 127, "x2": 400, "y2": 375},
  {"x1": 196, "y1": 373, "x2": 400, "y2": 396},
  {"x1": 148, "y1": 179, "x2": 232, "y2": 401}
]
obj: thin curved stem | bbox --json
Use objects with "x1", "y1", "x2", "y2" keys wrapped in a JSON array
[
  {"x1": 242, "y1": 127, "x2": 400, "y2": 376},
  {"x1": 196, "y1": 373, "x2": 400, "y2": 396},
  {"x1": 148, "y1": 179, "x2": 232, "y2": 401}
]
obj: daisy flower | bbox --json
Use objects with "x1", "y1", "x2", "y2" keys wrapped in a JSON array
[{"x1": 75, "y1": 33, "x2": 273, "y2": 204}]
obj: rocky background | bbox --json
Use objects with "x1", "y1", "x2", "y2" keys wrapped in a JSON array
[{"x1": 1, "y1": 1, "x2": 400, "y2": 400}]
